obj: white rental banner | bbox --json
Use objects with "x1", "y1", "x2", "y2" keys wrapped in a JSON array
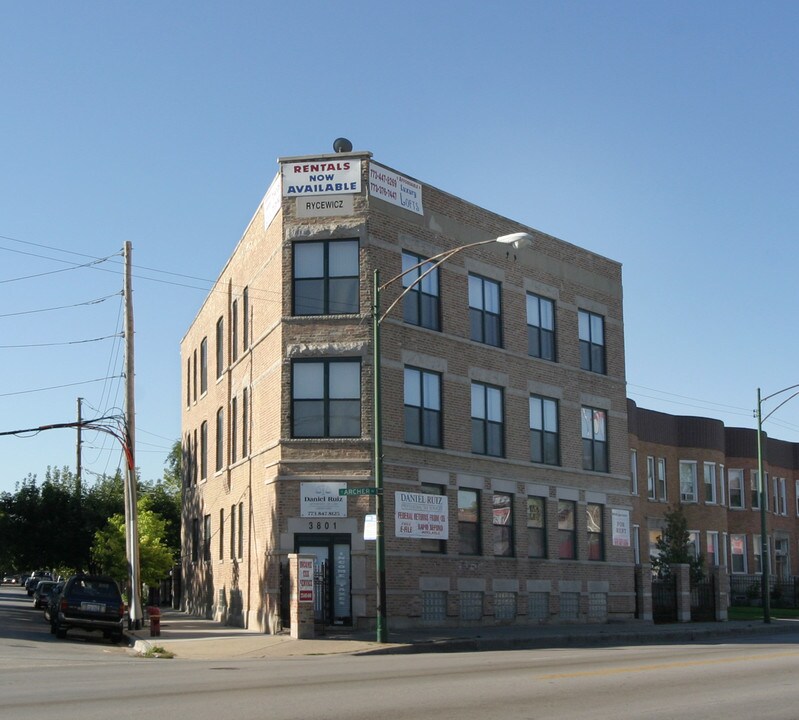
[
  {"x1": 612, "y1": 508, "x2": 631, "y2": 547},
  {"x1": 282, "y1": 159, "x2": 361, "y2": 196},
  {"x1": 394, "y1": 491, "x2": 448, "y2": 539}
]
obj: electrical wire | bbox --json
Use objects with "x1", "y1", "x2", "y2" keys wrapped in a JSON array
[
  {"x1": 0, "y1": 376, "x2": 123, "y2": 398},
  {"x1": 0, "y1": 333, "x2": 122, "y2": 349},
  {"x1": 0, "y1": 292, "x2": 119, "y2": 318}
]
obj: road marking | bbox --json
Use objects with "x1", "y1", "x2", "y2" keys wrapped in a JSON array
[{"x1": 540, "y1": 650, "x2": 799, "y2": 679}]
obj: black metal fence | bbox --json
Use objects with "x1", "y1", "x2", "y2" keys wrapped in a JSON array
[
  {"x1": 729, "y1": 575, "x2": 799, "y2": 608},
  {"x1": 652, "y1": 576, "x2": 677, "y2": 624},
  {"x1": 691, "y1": 575, "x2": 715, "y2": 622}
]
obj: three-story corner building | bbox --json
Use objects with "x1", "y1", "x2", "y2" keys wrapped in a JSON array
[{"x1": 180, "y1": 147, "x2": 634, "y2": 632}]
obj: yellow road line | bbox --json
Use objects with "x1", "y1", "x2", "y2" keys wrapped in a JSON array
[{"x1": 540, "y1": 650, "x2": 799, "y2": 679}]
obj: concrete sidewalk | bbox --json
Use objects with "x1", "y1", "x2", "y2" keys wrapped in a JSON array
[{"x1": 127, "y1": 607, "x2": 796, "y2": 660}]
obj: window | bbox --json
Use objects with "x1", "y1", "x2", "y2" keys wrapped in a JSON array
[
  {"x1": 420, "y1": 483, "x2": 446, "y2": 554},
  {"x1": 242, "y1": 286, "x2": 249, "y2": 349},
  {"x1": 526, "y1": 293, "x2": 555, "y2": 361},
  {"x1": 468, "y1": 274, "x2": 502, "y2": 347},
  {"x1": 795, "y1": 480, "x2": 799, "y2": 516},
  {"x1": 730, "y1": 534, "x2": 747, "y2": 573},
  {"x1": 215, "y1": 317, "x2": 224, "y2": 379},
  {"x1": 404, "y1": 367, "x2": 442, "y2": 447},
  {"x1": 630, "y1": 449, "x2": 638, "y2": 495},
  {"x1": 242, "y1": 387, "x2": 249, "y2": 458},
  {"x1": 780, "y1": 478, "x2": 787, "y2": 515},
  {"x1": 293, "y1": 239, "x2": 359, "y2": 315},
  {"x1": 192, "y1": 429, "x2": 198, "y2": 484},
  {"x1": 199, "y1": 421, "x2": 208, "y2": 480},
  {"x1": 753, "y1": 534, "x2": 763, "y2": 574},
  {"x1": 687, "y1": 531, "x2": 700, "y2": 560},
  {"x1": 707, "y1": 531, "x2": 719, "y2": 568},
  {"x1": 527, "y1": 496, "x2": 547, "y2": 558},
  {"x1": 237, "y1": 502, "x2": 244, "y2": 558},
  {"x1": 646, "y1": 456, "x2": 656, "y2": 500},
  {"x1": 581, "y1": 407, "x2": 608, "y2": 472},
  {"x1": 578, "y1": 309, "x2": 606, "y2": 374},
  {"x1": 704, "y1": 462, "x2": 717, "y2": 504},
  {"x1": 203, "y1": 514, "x2": 211, "y2": 562},
  {"x1": 219, "y1": 509, "x2": 225, "y2": 561},
  {"x1": 493, "y1": 492, "x2": 513, "y2": 557},
  {"x1": 587, "y1": 504, "x2": 604, "y2": 561},
  {"x1": 192, "y1": 349, "x2": 197, "y2": 402},
  {"x1": 292, "y1": 359, "x2": 361, "y2": 438},
  {"x1": 186, "y1": 358, "x2": 191, "y2": 407},
  {"x1": 458, "y1": 489, "x2": 480, "y2": 555},
  {"x1": 215, "y1": 407, "x2": 224, "y2": 472},
  {"x1": 401, "y1": 251, "x2": 440, "y2": 330},
  {"x1": 729, "y1": 468, "x2": 744, "y2": 508},
  {"x1": 191, "y1": 518, "x2": 199, "y2": 562},
  {"x1": 472, "y1": 383, "x2": 504, "y2": 457},
  {"x1": 719, "y1": 464, "x2": 726, "y2": 507},
  {"x1": 199, "y1": 339, "x2": 208, "y2": 395},
  {"x1": 231, "y1": 299, "x2": 238, "y2": 362},
  {"x1": 679, "y1": 461, "x2": 697, "y2": 502},
  {"x1": 230, "y1": 504, "x2": 236, "y2": 560},
  {"x1": 557, "y1": 500, "x2": 576, "y2": 560},
  {"x1": 231, "y1": 396, "x2": 238, "y2": 465},
  {"x1": 751, "y1": 470, "x2": 761, "y2": 510},
  {"x1": 657, "y1": 458, "x2": 667, "y2": 500},
  {"x1": 529, "y1": 395, "x2": 559, "y2": 465}
]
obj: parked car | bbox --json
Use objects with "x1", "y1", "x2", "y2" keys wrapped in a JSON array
[
  {"x1": 25, "y1": 571, "x2": 52, "y2": 596},
  {"x1": 32, "y1": 580, "x2": 58, "y2": 609},
  {"x1": 43, "y1": 581, "x2": 64, "y2": 623},
  {"x1": 50, "y1": 574, "x2": 126, "y2": 643}
]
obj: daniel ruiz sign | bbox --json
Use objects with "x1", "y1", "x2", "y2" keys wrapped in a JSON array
[
  {"x1": 282, "y1": 159, "x2": 361, "y2": 197},
  {"x1": 395, "y1": 491, "x2": 448, "y2": 539},
  {"x1": 301, "y1": 482, "x2": 347, "y2": 518}
]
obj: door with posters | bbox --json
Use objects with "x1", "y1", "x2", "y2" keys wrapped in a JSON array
[{"x1": 296, "y1": 534, "x2": 351, "y2": 626}]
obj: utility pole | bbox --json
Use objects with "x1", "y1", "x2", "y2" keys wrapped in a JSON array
[
  {"x1": 123, "y1": 241, "x2": 143, "y2": 628},
  {"x1": 76, "y1": 397, "x2": 82, "y2": 497}
]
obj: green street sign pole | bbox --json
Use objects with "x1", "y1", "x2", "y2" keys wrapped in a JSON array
[{"x1": 373, "y1": 269, "x2": 388, "y2": 643}]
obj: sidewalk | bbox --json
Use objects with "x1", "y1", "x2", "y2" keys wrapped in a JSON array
[{"x1": 127, "y1": 607, "x2": 795, "y2": 660}]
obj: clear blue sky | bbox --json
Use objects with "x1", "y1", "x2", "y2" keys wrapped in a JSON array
[{"x1": 2, "y1": 1, "x2": 798, "y2": 495}]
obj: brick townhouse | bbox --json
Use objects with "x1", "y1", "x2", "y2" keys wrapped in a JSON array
[
  {"x1": 628, "y1": 400, "x2": 799, "y2": 592},
  {"x1": 180, "y1": 144, "x2": 636, "y2": 632}
]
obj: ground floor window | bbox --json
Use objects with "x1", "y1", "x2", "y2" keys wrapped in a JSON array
[
  {"x1": 559, "y1": 592, "x2": 580, "y2": 620},
  {"x1": 460, "y1": 591, "x2": 483, "y2": 621},
  {"x1": 528, "y1": 592, "x2": 549, "y2": 621},
  {"x1": 422, "y1": 591, "x2": 447, "y2": 622},
  {"x1": 494, "y1": 592, "x2": 516, "y2": 620}
]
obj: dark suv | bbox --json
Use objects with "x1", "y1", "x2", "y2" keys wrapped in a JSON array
[{"x1": 50, "y1": 574, "x2": 126, "y2": 643}]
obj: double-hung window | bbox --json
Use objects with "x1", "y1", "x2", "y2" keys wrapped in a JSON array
[
  {"x1": 471, "y1": 382, "x2": 504, "y2": 457},
  {"x1": 199, "y1": 421, "x2": 208, "y2": 480},
  {"x1": 468, "y1": 274, "x2": 502, "y2": 347},
  {"x1": 529, "y1": 395, "x2": 559, "y2": 465},
  {"x1": 293, "y1": 239, "x2": 359, "y2": 315},
  {"x1": 578, "y1": 310, "x2": 606, "y2": 374},
  {"x1": 492, "y1": 492, "x2": 513, "y2": 557},
  {"x1": 231, "y1": 300, "x2": 239, "y2": 362},
  {"x1": 242, "y1": 287, "x2": 249, "y2": 349},
  {"x1": 216, "y1": 317, "x2": 224, "y2": 379},
  {"x1": 203, "y1": 514, "x2": 211, "y2": 562},
  {"x1": 527, "y1": 496, "x2": 547, "y2": 558},
  {"x1": 587, "y1": 503, "x2": 604, "y2": 561},
  {"x1": 401, "y1": 251, "x2": 440, "y2": 330},
  {"x1": 458, "y1": 488, "x2": 480, "y2": 555},
  {"x1": 200, "y1": 338, "x2": 208, "y2": 395},
  {"x1": 291, "y1": 359, "x2": 361, "y2": 438},
  {"x1": 730, "y1": 534, "x2": 746, "y2": 573},
  {"x1": 647, "y1": 456, "x2": 656, "y2": 499},
  {"x1": 557, "y1": 500, "x2": 576, "y2": 559},
  {"x1": 404, "y1": 367, "x2": 442, "y2": 447},
  {"x1": 704, "y1": 462, "x2": 716, "y2": 504},
  {"x1": 526, "y1": 293, "x2": 555, "y2": 360},
  {"x1": 420, "y1": 483, "x2": 446, "y2": 554},
  {"x1": 751, "y1": 470, "x2": 761, "y2": 510},
  {"x1": 679, "y1": 461, "x2": 697, "y2": 502},
  {"x1": 215, "y1": 407, "x2": 224, "y2": 472},
  {"x1": 581, "y1": 407, "x2": 608, "y2": 472},
  {"x1": 728, "y1": 469, "x2": 744, "y2": 508},
  {"x1": 230, "y1": 397, "x2": 238, "y2": 465}
]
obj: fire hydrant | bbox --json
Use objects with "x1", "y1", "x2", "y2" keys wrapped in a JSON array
[{"x1": 148, "y1": 606, "x2": 161, "y2": 637}]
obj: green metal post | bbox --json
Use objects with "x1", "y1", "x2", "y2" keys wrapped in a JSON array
[
  {"x1": 756, "y1": 388, "x2": 771, "y2": 623},
  {"x1": 373, "y1": 269, "x2": 388, "y2": 642}
]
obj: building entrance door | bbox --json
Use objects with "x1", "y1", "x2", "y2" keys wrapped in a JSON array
[{"x1": 296, "y1": 534, "x2": 351, "y2": 625}]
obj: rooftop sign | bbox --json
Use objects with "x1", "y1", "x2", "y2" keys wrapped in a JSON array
[{"x1": 282, "y1": 159, "x2": 361, "y2": 197}]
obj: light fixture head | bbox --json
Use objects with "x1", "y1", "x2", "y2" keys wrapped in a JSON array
[{"x1": 495, "y1": 232, "x2": 534, "y2": 250}]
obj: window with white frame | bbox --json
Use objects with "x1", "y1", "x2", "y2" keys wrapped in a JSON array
[
  {"x1": 703, "y1": 462, "x2": 716, "y2": 504},
  {"x1": 780, "y1": 478, "x2": 787, "y2": 515},
  {"x1": 630, "y1": 449, "x2": 638, "y2": 495},
  {"x1": 730, "y1": 534, "x2": 747, "y2": 573},
  {"x1": 751, "y1": 470, "x2": 761, "y2": 510},
  {"x1": 728, "y1": 469, "x2": 744, "y2": 509},
  {"x1": 706, "y1": 531, "x2": 719, "y2": 567},
  {"x1": 719, "y1": 464, "x2": 726, "y2": 506},
  {"x1": 657, "y1": 458, "x2": 667, "y2": 501},
  {"x1": 633, "y1": 524, "x2": 641, "y2": 564},
  {"x1": 772, "y1": 476, "x2": 779, "y2": 516},
  {"x1": 679, "y1": 461, "x2": 697, "y2": 502},
  {"x1": 753, "y1": 534, "x2": 763, "y2": 574},
  {"x1": 646, "y1": 456, "x2": 656, "y2": 500},
  {"x1": 687, "y1": 531, "x2": 700, "y2": 560}
]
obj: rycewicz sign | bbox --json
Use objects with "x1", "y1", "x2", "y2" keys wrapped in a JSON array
[{"x1": 282, "y1": 159, "x2": 361, "y2": 196}]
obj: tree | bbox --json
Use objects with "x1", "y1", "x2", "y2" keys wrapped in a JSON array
[
  {"x1": 651, "y1": 504, "x2": 705, "y2": 584},
  {"x1": 91, "y1": 496, "x2": 175, "y2": 589}
]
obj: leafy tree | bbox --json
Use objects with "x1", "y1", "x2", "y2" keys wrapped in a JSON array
[
  {"x1": 651, "y1": 504, "x2": 705, "y2": 584},
  {"x1": 91, "y1": 495, "x2": 175, "y2": 588}
]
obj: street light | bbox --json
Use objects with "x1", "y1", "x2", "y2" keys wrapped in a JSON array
[
  {"x1": 372, "y1": 232, "x2": 534, "y2": 642},
  {"x1": 755, "y1": 383, "x2": 799, "y2": 624}
]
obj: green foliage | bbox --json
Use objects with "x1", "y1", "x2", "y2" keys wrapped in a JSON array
[
  {"x1": 651, "y1": 504, "x2": 705, "y2": 584},
  {"x1": 91, "y1": 495, "x2": 176, "y2": 587}
]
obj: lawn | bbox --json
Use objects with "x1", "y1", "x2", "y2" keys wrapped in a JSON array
[{"x1": 728, "y1": 605, "x2": 799, "y2": 621}]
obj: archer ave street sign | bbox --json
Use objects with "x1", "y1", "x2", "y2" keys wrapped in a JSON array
[{"x1": 339, "y1": 487, "x2": 382, "y2": 496}]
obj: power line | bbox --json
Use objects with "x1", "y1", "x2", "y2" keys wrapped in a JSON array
[
  {"x1": 0, "y1": 292, "x2": 120, "y2": 318},
  {"x1": 0, "y1": 333, "x2": 122, "y2": 349},
  {"x1": 0, "y1": 375, "x2": 123, "y2": 398}
]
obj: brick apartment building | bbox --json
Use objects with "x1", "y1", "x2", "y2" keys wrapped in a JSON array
[
  {"x1": 179, "y1": 145, "x2": 637, "y2": 632},
  {"x1": 628, "y1": 400, "x2": 799, "y2": 590}
]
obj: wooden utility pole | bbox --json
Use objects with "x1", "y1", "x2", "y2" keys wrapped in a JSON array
[
  {"x1": 123, "y1": 241, "x2": 143, "y2": 628},
  {"x1": 76, "y1": 397, "x2": 82, "y2": 497}
]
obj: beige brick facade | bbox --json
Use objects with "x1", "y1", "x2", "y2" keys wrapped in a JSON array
[{"x1": 180, "y1": 150, "x2": 634, "y2": 632}]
